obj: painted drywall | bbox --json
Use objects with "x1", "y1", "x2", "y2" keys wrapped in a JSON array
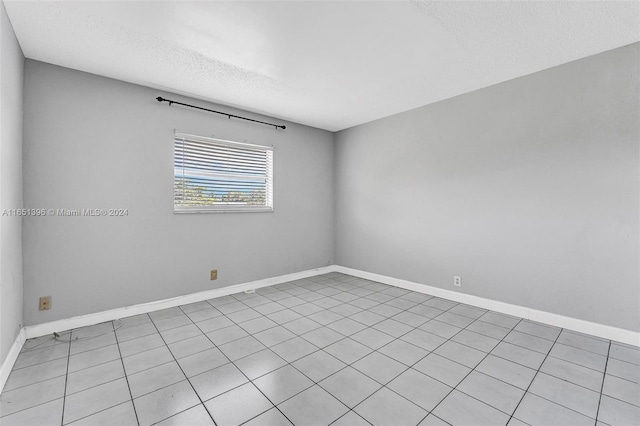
[
  {"x1": 336, "y1": 43, "x2": 640, "y2": 332},
  {"x1": 0, "y1": 2, "x2": 24, "y2": 364},
  {"x1": 22, "y1": 60, "x2": 334, "y2": 325}
]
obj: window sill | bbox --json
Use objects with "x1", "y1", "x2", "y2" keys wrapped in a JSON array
[{"x1": 174, "y1": 207, "x2": 274, "y2": 214}]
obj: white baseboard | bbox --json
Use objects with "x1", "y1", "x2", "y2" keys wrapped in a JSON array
[
  {"x1": 334, "y1": 265, "x2": 640, "y2": 346},
  {"x1": 7, "y1": 262, "x2": 637, "y2": 392},
  {"x1": 1, "y1": 328, "x2": 26, "y2": 392},
  {"x1": 24, "y1": 266, "x2": 335, "y2": 340}
]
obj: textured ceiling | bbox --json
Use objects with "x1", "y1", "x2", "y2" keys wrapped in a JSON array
[{"x1": 4, "y1": 1, "x2": 640, "y2": 131}]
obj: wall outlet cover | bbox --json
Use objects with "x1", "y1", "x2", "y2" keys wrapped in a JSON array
[{"x1": 39, "y1": 296, "x2": 52, "y2": 310}]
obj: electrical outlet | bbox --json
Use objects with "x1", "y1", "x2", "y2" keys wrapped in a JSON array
[
  {"x1": 210, "y1": 269, "x2": 218, "y2": 280},
  {"x1": 39, "y1": 296, "x2": 52, "y2": 310},
  {"x1": 453, "y1": 276, "x2": 462, "y2": 287}
]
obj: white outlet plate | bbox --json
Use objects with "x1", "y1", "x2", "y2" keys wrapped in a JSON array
[{"x1": 454, "y1": 276, "x2": 462, "y2": 287}]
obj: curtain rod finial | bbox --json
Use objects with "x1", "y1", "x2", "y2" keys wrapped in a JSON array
[{"x1": 156, "y1": 97, "x2": 164, "y2": 102}]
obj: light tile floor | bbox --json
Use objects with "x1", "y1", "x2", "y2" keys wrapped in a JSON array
[{"x1": 1, "y1": 273, "x2": 639, "y2": 425}]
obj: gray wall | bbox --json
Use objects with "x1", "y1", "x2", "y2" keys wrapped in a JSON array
[
  {"x1": 23, "y1": 60, "x2": 335, "y2": 325},
  {"x1": 336, "y1": 43, "x2": 640, "y2": 332},
  {"x1": 0, "y1": 2, "x2": 24, "y2": 363},
  {"x1": 17, "y1": 40, "x2": 640, "y2": 333}
]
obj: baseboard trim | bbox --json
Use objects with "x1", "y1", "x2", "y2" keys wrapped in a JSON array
[
  {"x1": 24, "y1": 266, "x2": 335, "y2": 340},
  {"x1": 1, "y1": 328, "x2": 26, "y2": 393},
  {"x1": 14, "y1": 262, "x2": 638, "y2": 373},
  {"x1": 334, "y1": 265, "x2": 639, "y2": 346}
]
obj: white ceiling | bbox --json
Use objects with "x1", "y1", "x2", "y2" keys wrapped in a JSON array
[{"x1": 4, "y1": 1, "x2": 640, "y2": 132}]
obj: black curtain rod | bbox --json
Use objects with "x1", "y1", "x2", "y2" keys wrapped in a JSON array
[{"x1": 156, "y1": 97, "x2": 286, "y2": 130}]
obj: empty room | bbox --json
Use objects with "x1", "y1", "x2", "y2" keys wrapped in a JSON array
[{"x1": 0, "y1": 1, "x2": 638, "y2": 425}]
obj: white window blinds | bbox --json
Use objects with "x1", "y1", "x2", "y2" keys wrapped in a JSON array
[{"x1": 174, "y1": 133, "x2": 273, "y2": 213}]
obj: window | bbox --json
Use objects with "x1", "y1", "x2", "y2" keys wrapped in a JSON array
[{"x1": 174, "y1": 133, "x2": 273, "y2": 213}]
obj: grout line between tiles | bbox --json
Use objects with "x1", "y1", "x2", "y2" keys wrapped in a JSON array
[
  {"x1": 58, "y1": 321, "x2": 132, "y2": 425},
  {"x1": 243, "y1": 277, "x2": 492, "y2": 422},
  {"x1": 214, "y1": 278, "x2": 632, "y2": 424},
  {"x1": 180, "y1": 303, "x2": 296, "y2": 426},
  {"x1": 328, "y1": 409, "x2": 373, "y2": 426},
  {"x1": 59, "y1": 330, "x2": 72, "y2": 425},
  {"x1": 113, "y1": 318, "x2": 141, "y2": 426},
  {"x1": 292, "y1": 287, "x2": 472, "y2": 422},
  {"x1": 227, "y1": 278, "x2": 440, "y2": 421},
  {"x1": 148, "y1": 310, "x2": 215, "y2": 425},
  {"x1": 64, "y1": 401, "x2": 133, "y2": 426},
  {"x1": 507, "y1": 327, "x2": 564, "y2": 424},
  {"x1": 401, "y1": 314, "x2": 525, "y2": 424},
  {"x1": 594, "y1": 340, "x2": 613, "y2": 423},
  {"x1": 1, "y1": 368, "x2": 67, "y2": 394},
  {"x1": 7, "y1": 274, "x2": 639, "y2": 426}
]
